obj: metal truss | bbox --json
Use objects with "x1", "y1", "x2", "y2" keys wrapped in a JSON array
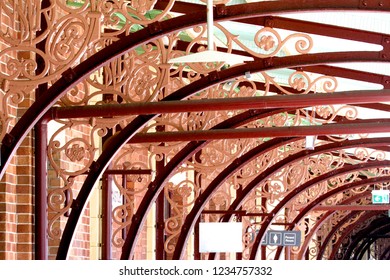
[{"x1": 0, "y1": 0, "x2": 390, "y2": 260}]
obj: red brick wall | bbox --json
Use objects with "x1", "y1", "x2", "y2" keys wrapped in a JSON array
[
  {"x1": 0, "y1": 163, "x2": 18, "y2": 259},
  {"x1": 0, "y1": 102, "x2": 35, "y2": 260}
]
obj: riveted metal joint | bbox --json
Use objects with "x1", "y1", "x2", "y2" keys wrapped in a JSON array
[
  {"x1": 62, "y1": 68, "x2": 77, "y2": 83},
  {"x1": 249, "y1": 109, "x2": 261, "y2": 117},
  {"x1": 234, "y1": 158, "x2": 242, "y2": 166},
  {"x1": 2, "y1": 133, "x2": 15, "y2": 147},
  {"x1": 156, "y1": 222, "x2": 164, "y2": 229},
  {"x1": 149, "y1": 183, "x2": 157, "y2": 190},
  {"x1": 89, "y1": 161, "x2": 101, "y2": 172},
  {"x1": 132, "y1": 215, "x2": 140, "y2": 223},
  {"x1": 208, "y1": 70, "x2": 220, "y2": 82},
  {"x1": 359, "y1": 0, "x2": 390, "y2": 8},
  {"x1": 263, "y1": 58, "x2": 274, "y2": 68},
  {"x1": 215, "y1": 4, "x2": 228, "y2": 18},
  {"x1": 71, "y1": 199, "x2": 80, "y2": 211},
  {"x1": 382, "y1": 76, "x2": 390, "y2": 89},
  {"x1": 265, "y1": 16, "x2": 275, "y2": 28},
  {"x1": 382, "y1": 37, "x2": 390, "y2": 59},
  {"x1": 148, "y1": 22, "x2": 163, "y2": 35}
]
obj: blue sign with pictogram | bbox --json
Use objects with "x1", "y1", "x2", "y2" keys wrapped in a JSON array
[{"x1": 262, "y1": 230, "x2": 301, "y2": 246}]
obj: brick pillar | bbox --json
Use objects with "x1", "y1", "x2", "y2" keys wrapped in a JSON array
[
  {"x1": 0, "y1": 163, "x2": 17, "y2": 259},
  {"x1": 15, "y1": 133, "x2": 35, "y2": 259}
]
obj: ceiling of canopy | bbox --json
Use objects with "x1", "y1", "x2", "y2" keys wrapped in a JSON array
[{"x1": 1, "y1": 0, "x2": 390, "y2": 261}]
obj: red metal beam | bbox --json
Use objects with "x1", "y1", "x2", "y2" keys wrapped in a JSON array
[
  {"x1": 249, "y1": 160, "x2": 390, "y2": 260},
  {"x1": 172, "y1": 139, "x2": 390, "y2": 260},
  {"x1": 130, "y1": 119, "x2": 390, "y2": 143},
  {"x1": 274, "y1": 179, "x2": 390, "y2": 259},
  {"x1": 51, "y1": 1, "x2": 390, "y2": 259},
  {"x1": 295, "y1": 65, "x2": 390, "y2": 88},
  {"x1": 318, "y1": 211, "x2": 362, "y2": 259},
  {"x1": 119, "y1": 110, "x2": 291, "y2": 260},
  {"x1": 298, "y1": 192, "x2": 370, "y2": 260},
  {"x1": 238, "y1": 16, "x2": 384, "y2": 45},
  {"x1": 328, "y1": 211, "x2": 379, "y2": 259},
  {"x1": 349, "y1": 218, "x2": 390, "y2": 259},
  {"x1": 314, "y1": 204, "x2": 390, "y2": 211},
  {"x1": 175, "y1": 40, "x2": 390, "y2": 88},
  {"x1": 285, "y1": 194, "x2": 370, "y2": 260},
  {"x1": 355, "y1": 225, "x2": 390, "y2": 259},
  {"x1": 50, "y1": 90, "x2": 390, "y2": 119},
  {"x1": 167, "y1": 2, "x2": 389, "y2": 54},
  {"x1": 3, "y1": 1, "x2": 390, "y2": 182}
]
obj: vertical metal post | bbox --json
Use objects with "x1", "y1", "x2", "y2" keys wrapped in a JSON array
[
  {"x1": 155, "y1": 125, "x2": 166, "y2": 260},
  {"x1": 236, "y1": 213, "x2": 243, "y2": 260},
  {"x1": 34, "y1": 0, "x2": 51, "y2": 260},
  {"x1": 35, "y1": 118, "x2": 48, "y2": 259},
  {"x1": 101, "y1": 172, "x2": 112, "y2": 259},
  {"x1": 261, "y1": 184, "x2": 268, "y2": 260},
  {"x1": 101, "y1": 65, "x2": 114, "y2": 260},
  {"x1": 155, "y1": 190, "x2": 165, "y2": 260},
  {"x1": 236, "y1": 185, "x2": 243, "y2": 260},
  {"x1": 122, "y1": 174, "x2": 128, "y2": 239},
  {"x1": 194, "y1": 217, "x2": 200, "y2": 260}
]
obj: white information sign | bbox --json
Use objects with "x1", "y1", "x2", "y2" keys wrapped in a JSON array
[{"x1": 199, "y1": 222, "x2": 242, "y2": 253}]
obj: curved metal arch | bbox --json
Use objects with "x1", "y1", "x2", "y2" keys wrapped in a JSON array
[
  {"x1": 379, "y1": 244, "x2": 390, "y2": 260},
  {"x1": 353, "y1": 221, "x2": 390, "y2": 260},
  {"x1": 0, "y1": 8, "x2": 197, "y2": 178},
  {"x1": 119, "y1": 108, "x2": 293, "y2": 260},
  {"x1": 175, "y1": 138, "x2": 390, "y2": 260},
  {"x1": 12, "y1": 2, "x2": 387, "y2": 260},
  {"x1": 220, "y1": 144, "x2": 390, "y2": 229},
  {"x1": 343, "y1": 216, "x2": 390, "y2": 259},
  {"x1": 249, "y1": 159, "x2": 390, "y2": 260},
  {"x1": 317, "y1": 211, "x2": 362, "y2": 259},
  {"x1": 1, "y1": 3, "x2": 390, "y2": 260},
  {"x1": 344, "y1": 216, "x2": 390, "y2": 259},
  {"x1": 123, "y1": 114, "x2": 390, "y2": 258},
  {"x1": 205, "y1": 138, "x2": 390, "y2": 256},
  {"x1": 328, "y1": 211, "x2": 380, "y2": 260},
  {"x1": 298, "y1": 211, "x2": 356, "y2": 260},
  {"x1": 298, "y1": 192, "x2": 370, "y2": 260},
  {"x1": 355, "y1": 226, "x2": 390, "y2": 260},
  {"x1": 315, "y1": 194, "x2": 370, "y2": 260},
  {"x1": 167, "y1": 137, "x2": 297, "y2": 260},
  {"x1": 275, "y1": 179, "x2": 390, "y2": 259},
  {"x1": 1, "y1": 0, "x2": 390, "y2": 178},
  {"x1": 56, "y1": 53, "x2": 390, "y2": 259},
  {"x1": 298, "y1": 210, "x2": 337, "y2": 259},
  {"x1": 273, "y1": 176, "x2": 390, "y2": 259},
  {"x1": 0, "y1": 0, "x2": 389, "y2": 262},
  {"x1": 298, "y1": 191, "x2": 372, "y2": 260}
]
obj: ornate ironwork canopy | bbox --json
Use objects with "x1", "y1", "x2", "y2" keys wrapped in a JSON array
[{"x1": 1, "y1": 0, "x2": 390, "y2": 260}]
